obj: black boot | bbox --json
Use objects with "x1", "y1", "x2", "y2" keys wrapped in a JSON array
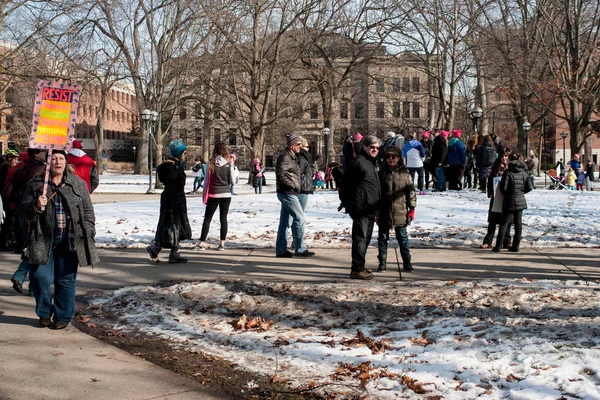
[
  {"x1": 402, "y1": 254, "x2": 414, "y2": 272},
  {"x1": 376, "y1": 254, "x2": 387, "y2": 272}
]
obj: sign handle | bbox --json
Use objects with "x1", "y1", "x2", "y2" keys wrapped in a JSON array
[{"x1": 40, "y1": 151, "x2": 52, "y2": 211}]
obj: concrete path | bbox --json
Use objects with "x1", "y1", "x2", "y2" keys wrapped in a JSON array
[{"x1": 1, "y1": 245, "x2": 599, "y2": 399}]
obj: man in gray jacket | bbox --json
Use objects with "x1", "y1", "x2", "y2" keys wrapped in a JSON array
[{"x1": 275, "y1": 133, "x2": 315, "y2": 258}]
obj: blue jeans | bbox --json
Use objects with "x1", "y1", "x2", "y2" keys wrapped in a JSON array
[
  {"x1": 276, "y1": 192, "x2": 306, "y2": 255},
  {"x1": 11, "y1": 259, "x2": 31, "y2": 285},
  {"x1": 408, "y1": 167, "x2": 424, "y2": 191},
  {"x1": 29, "y1": 247, "x2": 78, "y2": 323},
  {"x1": 435, "y1": 166, "x2": 446, "y2": 191},
  {"x1": 254, "y1": 177, "x2": 263, "y2": 194},
  {"x1": 378, "y1": 223, "x2": 410, "y2": 260},
  {"x1": 193, "y1": 176, "x2": 203, "y2": 192}
]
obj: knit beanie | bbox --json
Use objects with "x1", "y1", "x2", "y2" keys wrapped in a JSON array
[
  {"x1": 422, "y1": 131, "x2": 430, "y2": 139},
  {"x1": 353, "y1": 133, "x2": 364, "y2": 141},
  {"x1": 169, "y1": 139, "x2": 187, "y2": 158},
  {"x1": 452, "y1": 129, "x2": 461, "y2": 138},
  {"x1": 286, "y1": 132, "x2": 301, "y2": 148},
  {"x1": 440, "y1": 130, "x2": 449, "y2": 138}
]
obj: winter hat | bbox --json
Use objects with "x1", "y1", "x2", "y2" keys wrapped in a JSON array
[
  {"x1": 253, "y1": 157, "x2": 260, "y2": 165},
  {"x1": 384, "y1": 146, "x2": 401, "y2": 157},
  {"x1": 385, "y1": 131, "x2": 395, "y2": 139},
  {"x1": 52, "y1": 149, "x2": 67, "y2": 158},
  {"x1": 353, "y1": 133, "x2": 364, "y2": 141},
  {"x1": 452, "y1": 129, "x2": 461, "y2": 138},
  {"x1": 169, "y1": 139, "x2": 187, "y2": 158},
  {"x1": 285, "y1": 132, "x2": 302, "y2": 148},
  {"x1": 230, "y1": 153, "x2": 237, "y2": 161},
  {"x1": 422, "y1": 131, "x2": 430, "y2": 139},
  {"x1": 4, "y1": 148, "x2": 19, "y2": 158},
  {"x1": 440, "y1": 130, "x2": 449, "y2": 138},
  {"x1": 72, "y1": 139, "x2": 83, "y2": 149}
]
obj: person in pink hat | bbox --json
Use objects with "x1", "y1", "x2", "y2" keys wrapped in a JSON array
[
  {"x1": 447, "y1": 129, "x2": 466, "y2": 190},
  {"x1": 251, "y1": 157, "x2": 265, "y2": 194}
]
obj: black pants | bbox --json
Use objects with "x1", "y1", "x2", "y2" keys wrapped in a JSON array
[
  {"x1": 448, "y1": 165, "x2": 464, "y2": 190},
  {"x1": 496, "y1": 210, "x2": 523, "y2": 250},
  {"x1": 200, "y1": 197, "x2": 232, "y2": 241},
  {"x1": 483, "y1": 221, "x2": 511, "y2": 247},
  {"x1": 350, "y1": 214, "x2": 375, "y2": 272},
  {"x1": 0, "y1": 208, "x2": 15, "y2": 250}
]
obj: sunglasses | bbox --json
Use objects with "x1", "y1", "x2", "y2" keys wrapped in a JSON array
[
  {"x1": 386, "y1": 154, "x2": 399, "y2": 159},
  {"x1": 368, "y1": 145, "x2": 380, "y2": 150}
]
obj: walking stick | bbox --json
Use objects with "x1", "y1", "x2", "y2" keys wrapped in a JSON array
[{"x1": 394, "y1": 247, "x2": 402, "y2": 281}]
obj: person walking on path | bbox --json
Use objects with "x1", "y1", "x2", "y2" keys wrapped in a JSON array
[
  {"x1": 339, "y1": 135, "x2": 381, "y2": 280},
  {"x1": 67, "y1": 140, "x2": 99, "y2": 193},
  {"x1": 376, "y1": 146, "x2": 416, "y2": 273},
  {"x1": 191, "y1": 158, "x2": 206, "y2": 194},
  {"x1": 146, "y1": 140, "x2": 191, "y2": 263},
  {"x1": 275, "y1": 133, "x2": 315, "y2": 258},
  {"x1": 197, "y1": 142, "x2": 235, "y2": 251},
  {"x1": 431, "y1": 130, "x2": 448, "y2": 192},
  {"x1": 402, "y1": 132, "x2": 426, "y2": 194},
  {"x1": 446, "y1": 129, "x2": 466, "y2": 190},
  {"x1": 493, "y1": 153, "x2": 533, "y2": 253},
  {"x1": 19, "y1": 149, "x2": 99, "y2": 329},
  {"x1": 229, "y1": 154, "x2": 240, "y2": 195},
  {"x1": 252, "y1": 157, "x2": 265, "y2": 194},
  {"x1": 481, "y1": 148, "x2": 512, "y2": 249}
]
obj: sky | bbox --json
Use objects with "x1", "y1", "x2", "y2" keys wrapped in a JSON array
[{"x1": 87, "y1": 171, "x2": 600, "y2": 399}]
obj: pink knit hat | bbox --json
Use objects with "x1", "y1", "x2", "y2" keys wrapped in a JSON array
[
  {"x1": 353, "y1": 133, "x2": 363, "y2": 141},
  {"x1": 440, "y1": 130, "x2": 449, "y2": 138},
  {"x1": 422, "y1": 131, "x2": 430, "y2": 139},
  {"x1": 253, "y1": 157, "x2": 260, "y2": 164},
  {"x1": 452, "y1": 129, "x2": 462, "y2": 138}
]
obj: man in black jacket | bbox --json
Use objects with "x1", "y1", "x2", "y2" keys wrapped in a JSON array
[
  {"x1": 275, "y1": 133, "x2": 315, "y2": 258},
  {"x1": 431, "y1": 130, "x2": 448, "y2": 191},
  {"x1": 339, "y1": 135, "x2": 381, "y2": 280}
]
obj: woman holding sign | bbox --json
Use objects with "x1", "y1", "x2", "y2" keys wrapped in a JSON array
[{"x1": 19, "y1": 149, "x2": 98, "y2": 329}]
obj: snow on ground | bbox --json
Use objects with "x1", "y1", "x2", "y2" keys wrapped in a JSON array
[
  {"x1": 87, "y1": 279, "x2": 600, "y2": 399},
  {"x1": 94, "y1": 171, "x2": 600, "y2": 250},
  {"x1": 88, "y1": 172, "x2": 600, "y2": 399}
]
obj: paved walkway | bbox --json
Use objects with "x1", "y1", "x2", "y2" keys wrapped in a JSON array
[{"x1": 2, "y1": 245, "x2": 599, "y2": 399}]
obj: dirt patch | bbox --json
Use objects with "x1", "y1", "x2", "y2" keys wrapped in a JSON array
[{"x1": 72, "y1": 311, "x2": 321, "y2": 400}]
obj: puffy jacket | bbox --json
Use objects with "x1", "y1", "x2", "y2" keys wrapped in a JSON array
[
  {"x1": 402, "y1": 139, "x2": 426, "y2": 168},
  {"x1": 67, "y1": 149, "x2": 99, "y2": 193},
  {"x1": 475, "y1": 140, "x2": 494, "y2": 179},
  {"x1": 379, "y1": 164, "x2": 416, "y2": 227},
  {"x1": 339, "y1": 149, "x2": 381, "y2": 218},
  {"x1": 430, "y1": 134, "x2": 448, "y2": 165},
  {"x1": 500, "y1": 161, "x2": 533, "y2": 212},
  {"x1": 447, "y1": 138, "x2": 466, "y2": 166},
  {"x1": 275, "y1": 149, "x2": 301, "y2": 193},
  {"x1": 297, "y1": 149, "x2": 315, "y2": 194}
]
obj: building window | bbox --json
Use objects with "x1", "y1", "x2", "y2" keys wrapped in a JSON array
[
  {"x1": 228, "y1": 131, "x2": 237, "y2": 146},
  {"x1": 356, "y1": 78, "x2": 365, "y2": 93},
  {"x1": 376, "y1": 78, "x2": 384, "y2": 93},
  {"x1": 340, "y1": 102, "x2": 348, "y2": 119},
  {"x1": 213, "y1": 128, "x2": 221, "y2": 144},
  {"x1": 393, "y1": 102, "x2": 401, "y2": 118},
  {"x1": 376, "y1": 102, "x2": 385, "y2": 118},
  {"x1": 355, "y1": 103, "x2": 364, "y2": 119},
  {"x1": 403, "y1": 77, "x2": 411, "y2": 92},
  {"x1": 310, "y1": 104, "x2": 318, "y2": 119},
  {"x1": 393, "y1": 78, "x2": 401, "y2": 92},
  {"x1": 412, "y1": 102, "x2": 420, "y2": 118},
  {"x1": 403, "y1": 101, "x2": 410, "y2": 118},
  {"x1": 194, "y1": 128, "x2": 202, "y2": 146},
  {"x1": 412, "y1": 77, "x2": 420, "y2": 92},
  {"x1": 180, "y1": 108, "x2": 187, "y2": 120}
]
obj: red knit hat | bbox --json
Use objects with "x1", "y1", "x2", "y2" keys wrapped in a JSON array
[{"x1": 72, "y1": 140, "x2": 83, "y2": 149}]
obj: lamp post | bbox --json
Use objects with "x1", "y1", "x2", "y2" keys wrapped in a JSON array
[
  {"x1": 322, "y1": 127, "x2": 330, "y2": 167},
  {"x1": 560, "y1": 130, "x2": 568, "y2": 168},
  {"x1": 141, "y1": 109, "x2": 158, "y2": 194},
  {"x1": 522, "y1": 121, "x2": 531, "y2": 156},
  {"x1": 469, "y1": 106, "x2": 484, "y2": 135},
  {"x1": 132, "y1": 145, "x2": 136, "y2": 164}
]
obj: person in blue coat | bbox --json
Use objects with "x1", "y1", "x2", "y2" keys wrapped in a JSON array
[{"x1": 447, "y1": 129, "x2": 467, "y2": 190}]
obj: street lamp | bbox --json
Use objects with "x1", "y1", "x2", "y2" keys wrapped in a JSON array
[
  {"x1": 133, "y1": 145, "x2": 136, "y2": 165},
  {"x1": 522, "y1": 121, "x2": 531, "y2": 156},
  {"x1": 141, "y1": 109, "x2": 158, "y2": 194},
  {"x1": 469, "y1": 106, "x2": 484, "y2": 134},
  {"x1": 560, "y1": 130, "x2": 568, "y2": 170},
  {"x1": 322, "y1": 127, "x2": 330, "y2": 167}
]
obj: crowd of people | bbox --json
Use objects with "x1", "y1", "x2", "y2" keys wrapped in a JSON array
[{"x1": 2, "y1": 128, "x2": 598, "y2": 327}]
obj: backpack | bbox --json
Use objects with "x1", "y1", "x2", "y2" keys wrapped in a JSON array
[{"x1": 481, "y1": 146, "x2": 496, "y2": 167}]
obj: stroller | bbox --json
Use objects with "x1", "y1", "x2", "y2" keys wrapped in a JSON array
[{"x1": 545, "y1": 169, "x2": 568, "y2": 190}]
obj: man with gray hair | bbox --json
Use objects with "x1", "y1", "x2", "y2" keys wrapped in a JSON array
[{"x1": 339, "y1": 135, "x2": 382, "y2": 280}]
